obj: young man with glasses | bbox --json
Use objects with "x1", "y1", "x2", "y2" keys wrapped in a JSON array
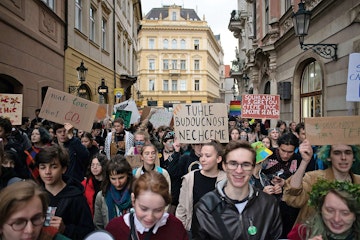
[{"x1": 192, "y1": 141, "x2": 282, "y2": 240}]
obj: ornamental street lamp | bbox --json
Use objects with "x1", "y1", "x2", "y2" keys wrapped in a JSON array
[
  {"x1": 292, "y1": 1, "x2": 337, "y2": 61},
  {"x1": 76, "y1": 61, "x2": 88, "y2": 83}
]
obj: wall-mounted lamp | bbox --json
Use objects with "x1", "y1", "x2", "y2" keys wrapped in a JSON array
[
  {"x1": 292, "y1": 1, "x2": 337, "y2": 61},
  {"x1": 243, "y1": 74, "x2": 250, "y2": 88},
  {"x1": 76, "y1": 60, "x2": 88, "y2": 83},
  {"x1": 231, "y1": 84, "x2": 236, "y2": 100},
  {"x1": 136, "y1": 90, "x2": 143, "y2": 100}
]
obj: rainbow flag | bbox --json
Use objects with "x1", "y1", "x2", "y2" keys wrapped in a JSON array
[
  {"x1": 229, "y1": 100, "x2": 241, "y2": 117},
  {"x1": 251, "y1": 141, "x2": 273, "y2": 164}
]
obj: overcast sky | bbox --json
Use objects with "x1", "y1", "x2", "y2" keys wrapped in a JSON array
[{"x1": 141, "y1": 0, "x2": 238, "y2": 66}]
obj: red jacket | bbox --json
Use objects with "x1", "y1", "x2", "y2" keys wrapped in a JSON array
[{"x1": 81, "y1": 177, "x2": 96, "y2": 216}]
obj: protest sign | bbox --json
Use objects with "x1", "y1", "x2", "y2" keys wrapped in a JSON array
[
  {"x1": 113, "y1": 100, "x2": 140, "y2": 124},
  {"x1": 39, "y1": 88, "x2": 99, "y2": 132},
  {"x1": 346, "y1": 53, "x2": 360, "y2": 101},
  {"x1": 241, "y1": 94, "x2": 280, "y2": 119},
  {"x1": 126, "y1": 155, "x2": 142, "y2": 169},
  {"x1": 0, "y1": 94, "x2": 22, "y2": 125},
  {"x1": 173, "y1": 103, "x2": 229, "y2": 144},
  {"x1": 305, "y1": 116, "x2": 360, "y2": 145},
  {"x1": 95, "y1": 104, "x2": 112, "y2": 121},
  {"x1": 149, "y1": 109, "x2": 173, "y2": 129},
  {"x1": 115, "y1": 110, "x2": 132, "y2": 128}
]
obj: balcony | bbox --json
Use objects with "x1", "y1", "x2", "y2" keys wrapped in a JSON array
[{"x1": 228, "y1": 10, "x2": 248, "y2": 39}]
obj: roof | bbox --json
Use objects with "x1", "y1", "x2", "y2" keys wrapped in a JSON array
[{"x1": 145, "y1": 6, "x2": 201, "y2": 21}]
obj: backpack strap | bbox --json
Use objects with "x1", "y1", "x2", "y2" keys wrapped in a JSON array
[{"x1": 128, "y1": 212, "x2": 139, "y2": 240}]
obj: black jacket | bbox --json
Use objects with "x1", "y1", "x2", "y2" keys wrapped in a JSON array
[
  {"x1": 46, "y1": 176, "x2": 94, "y2": 239},
  {"x1": 59, "y1": 137, "x2": 90, "y2": 182},
  {"x1": 192, "y1": 179, "x2": 282, "y2": 240}
]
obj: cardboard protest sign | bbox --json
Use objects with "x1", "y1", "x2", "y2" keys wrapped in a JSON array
[
  {"x1": 140, "y1": 106, "x2": 153, "y2": 121},
  {"x1": 229, "y1": 100, "x2": 241, "y2": 117},
  {"x1": 241, "y1": 94, "x2": 280, "y2": 119},
  {"x1": 305, "y1": 116, "x2": 360, "y2": 145},
  {"x1": 126, "y1": 155, "x2": 142, "y2": 169},
  {"x1": 115, "y1": 110, "x2": 132, "y2": 128},
  {"x1": 0, "y1": 94, "x2": 23, "y2": 125},
  {"x1": 113, "y1": 100, "x2": 140, "y2": 124},
  {"x1": 149, "y1": 109, "x2": 173, "y2": 129},
  {"x1": 95, "y1": 104, "x2": 112, "y2": 121},
  {"x1": 346, "y1": 53, "x2": 360, "y2": 102},
  {"x1": 173, "y1": 103, "x2": 229, "y2": 144},
  {"x1": 39, "y1": 88, "x2": 99, "y2": 132}
]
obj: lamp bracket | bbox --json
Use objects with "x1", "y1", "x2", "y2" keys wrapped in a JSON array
[{"x1": 300, "y1": 43, "x2": 338, "y2": 61}]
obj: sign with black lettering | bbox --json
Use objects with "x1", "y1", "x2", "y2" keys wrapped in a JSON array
[
  {"x1": 173, "y1": 103, "x2": 229, "y2": 143},
  {"x1": 241, "y1": 94, "x2": 280, "y2": 119},
  {"x1": 305, "y1": 116, "x2": 360, "y2": 145}
]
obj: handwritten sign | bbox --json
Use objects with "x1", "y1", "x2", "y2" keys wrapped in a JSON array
[
  {"x1": 39, "y1": 88, "x2": 99, "y2": 132},
  {"x1": 305, "y1": 116, "x2": 360, "y2": 145},
  {"x1": 115, "y1": 110, "x2": 132, "y2": 128},
  {"x1": 114, "y1": 100, "x2": 140, "y2": 124},
  {"x1": 126, "y1": 155, "x2": 142, "y2": 169},
  {"x1": 241, "y1": 94, "x2": 280, "y2": 119},
  {"x1": 173, "y1": 103, "x2": 229, "y2": 144},
  {"x1": 149, "y1": 109, "x2": 173, "y2": 129},
  {"x1": 0, "y1": 94, "x2": 23, "y2": 125},
  {"x1": 346, "y1": 53, "x2": 360, "y2": 101}
]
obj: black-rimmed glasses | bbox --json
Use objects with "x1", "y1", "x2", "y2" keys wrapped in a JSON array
[{"x1": 226, "y1": 161, "x2": 254, "y2": 171}]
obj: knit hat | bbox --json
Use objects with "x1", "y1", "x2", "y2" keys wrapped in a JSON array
[{"x1": 229, "y1": 116, "x2": 237, "y2": 122}]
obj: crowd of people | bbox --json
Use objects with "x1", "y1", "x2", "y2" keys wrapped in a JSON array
[{"x1": 0, "y1": 111, "x2": 359, "y2": 240}]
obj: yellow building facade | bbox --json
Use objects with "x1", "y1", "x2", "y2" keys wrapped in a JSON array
[{"x1": 137, "y1": 5, "x2": 223, "y2": 109}]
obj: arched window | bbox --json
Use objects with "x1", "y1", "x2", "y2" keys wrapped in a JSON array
[
  {"x1": 163, "y1": 39, "x2": 168, "y2": 49},
  {"x1": 301, "y1": 61, "x2": 322, "y2": 119},
  {"x1": 172, "y1": 39, "x2": 177, "y2": 49},
  {"x1": 180, "y1": 39, "x2": 186, "y2": 49}
]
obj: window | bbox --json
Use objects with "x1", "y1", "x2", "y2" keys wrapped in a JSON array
[
  {"x1": 180, "y1": 39, "x2": 186, "y2": 49},
  {"x1": 163, "y1": 39, "x2": 169, "y2": 49},
  {"x1": 194, "y1": 39, "x2": 199, "y2": 50},
  {"x1": 163, "y1": 59, "x2": 169, "y2": 70},
  {"x1": 89, "y1": 6, "x2": 96, "y2": 41},
  {"x1": 122, "y1": 41, "x2": 126, "y2": 63},
  {"x1": 172, "y1": 80, "x2": 178, "y2": 91},
  {"x1": 180, "y1": 80, "x2": 186, "y2": 91},
  {"x1": 101, "y1": 18, "x2": 107, "y2": 50},
  {"x1": 41, "y1": 0, "x2": 54, "y2": 10},
  {"x1": 149, "y1": 80, "x2": 155, "y2": 91},
  {"x1": 301, "y1": 61, "x2": 323, "y2": 119},
  {"x1": 149, "y1": 59, "x2": 155, "y2": 70},
  {"x1": 285, "y1": 0, "x2": 292, "y2": 10},
  {"x1": 75, "y1": 0, "x2": 82, "y2": 30},
  {"x1": 172, "y1": 39, "x2": 177, "y2": 49},
  {"x1": 163, "y1": 80, "x2": 169, "y2": 91},
  {"x1": 172, "y1": 60, "x2": 177, "y2": 69},
  {"x1": 194, "y1": 80, "x2": 200, "y2": 91},
  {"x1": 149, "y1": 38, "x2": 155, "y2": 49},
  {"x1": 172, "y1": 12, "x2": 176, "y2": 20},
  {"x1": 180, "y1": 60, "x2": 186, "y2": 70},
  {"x1": 194, "y1": 60, "x2": 200, "y2": 70},
  {"x1": 117, "y1": 36, "x2": 121, "y2": 62},
  {"x1": 265, "y1": 0, "x2": 269, "y2": 33}
]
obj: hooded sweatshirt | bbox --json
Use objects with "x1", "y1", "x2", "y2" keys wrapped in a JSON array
[{"x1": 46, "y1": 176, "x2": 94, "y2": 239}]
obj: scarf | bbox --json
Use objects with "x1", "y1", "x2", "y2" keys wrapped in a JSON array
[{"x1": 105, "y1": 185, "x2": 132, "y2": 220}]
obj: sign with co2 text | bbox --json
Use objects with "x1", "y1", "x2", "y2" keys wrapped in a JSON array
[{"x1": 39, "y1": 88, "x2": 99, "y2": 132}]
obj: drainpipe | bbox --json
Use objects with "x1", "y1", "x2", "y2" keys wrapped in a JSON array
[{"x1": 113, "y1": 0, "x2": 116, "y2": 92}]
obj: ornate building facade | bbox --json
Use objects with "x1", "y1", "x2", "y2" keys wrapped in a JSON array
[
  {"x1": 229, "y1": 0, "x2": 360, "y2": 126},
  {"x1": 137, "y1": 4, "x2": 224, "y2": 109}
]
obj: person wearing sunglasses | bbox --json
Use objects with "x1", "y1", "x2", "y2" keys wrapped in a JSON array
[
  {"x1": 192, "y1": 140, "x2": 282, "y2": 240},
  {"x1": 0, "y1": 180, "x2": 70, "y2": 240},
  {"x1": 126, "y1": 130, "x2": 150, "y2": 156}
]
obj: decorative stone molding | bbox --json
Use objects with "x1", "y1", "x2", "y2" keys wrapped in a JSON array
[
  {"x1": 117, "y1": 22, "x2": 123, "y2": 32},
  {"x1": 349, "y1": 4, "x2": 360, "y2": 23},
  {"x1": 39, "y1": 8, "x2": 57, "y2": 41},
  {"x1": 101, "y1": 1, "x2": 111, "y2": 15},
  {"x1": 0, "y1": 0, "x2": 25, "y2": 19}
]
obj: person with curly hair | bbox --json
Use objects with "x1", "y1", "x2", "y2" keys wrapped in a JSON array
[
  {"x1": 283, "y1": 141, "x2": 360, "y2": 226},
  {"x1": 287, "y1": 179, "x2": 360, "y2": 240}
]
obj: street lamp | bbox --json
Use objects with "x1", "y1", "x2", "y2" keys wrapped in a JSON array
[
  {"x1": 243, "y1": 74, "x2": 250, "y2": 91},
  {"x1": 292, "y1": 1, "x2": 337, "y2": 61},
  {"x1": 136, "y1": 90, "x2": 143, "y2": 100},
  {"x1": 76, "y1": 61, "x2": 88, "y2": 83}
]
